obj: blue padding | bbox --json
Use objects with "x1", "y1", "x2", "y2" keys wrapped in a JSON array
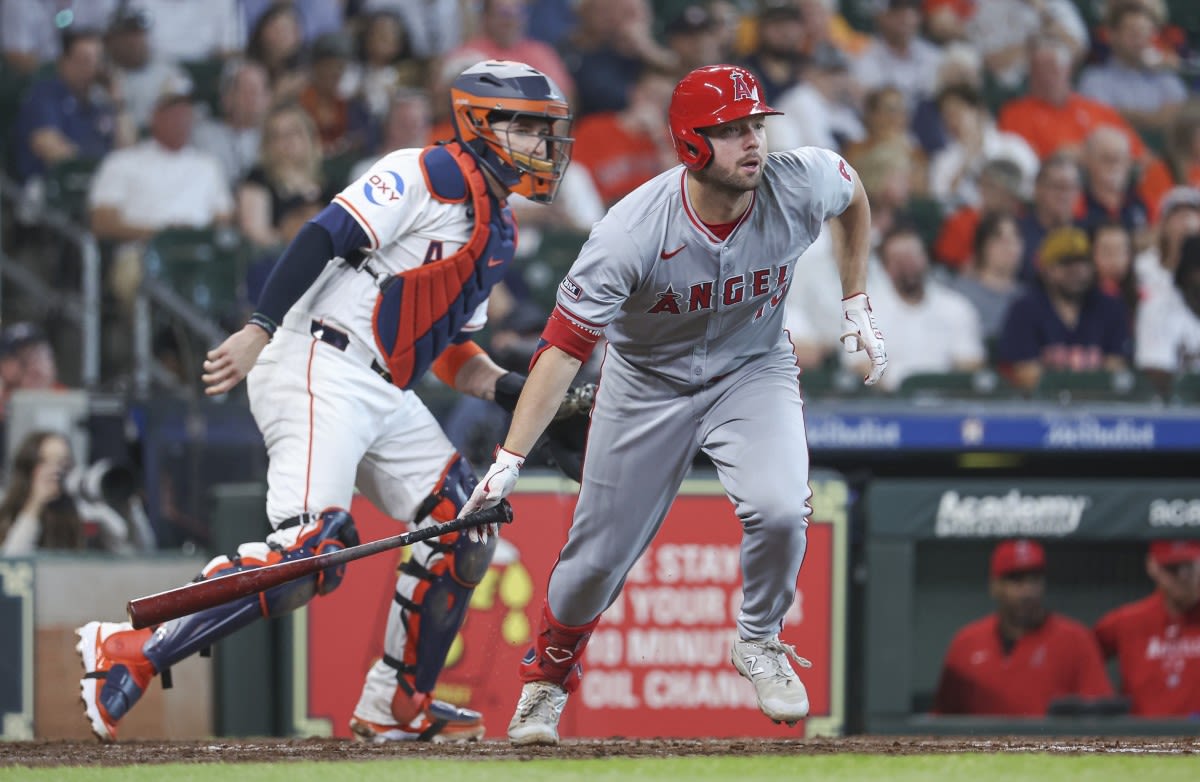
[
  {"x1": 314, "y1": 202, "x2": 371, "y2": 254},
  {"x1": 376, "y1": 277, "x2": 404, "y2": 355},
  {"x1": 422, "y1": 146, "x2": 468, "y2": 201}
]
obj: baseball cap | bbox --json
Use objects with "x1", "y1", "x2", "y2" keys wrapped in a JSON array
[
  {"x1": 1158, "y1": 186, "x2": 1200, "y2": 221},
  {"x1": 665, "y1": 5, "x2": 717, "y2": 37},
  {"x1": 152, "y1": 72, "x2": 194, "y2": 111},
  {"x1": 108, "y1": 6, "x2": 151, "y2": 34},
  {"x1": 990, "y1": 539, "x2": 1046, "y2": 579},
  {"x1": 0, "y1": 322, "x2": 48, "y2": 358},
  {"x1": 1038, "y1": 226, "x2": 1091, "y2": 269},
  {"x1": 759, "y1": 0, "x2": 803, "y2": 22},
  {"x1": 1149, "y1": 540, "x2": 1200, "y2": 566}
]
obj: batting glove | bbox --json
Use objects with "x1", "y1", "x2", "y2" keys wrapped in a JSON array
[
  {"x1": 840, "y1": 292, "x2": 888, "y2": 386},
  {"x1": 461, "y1": 447, "x2": 524, "y2": 543}
]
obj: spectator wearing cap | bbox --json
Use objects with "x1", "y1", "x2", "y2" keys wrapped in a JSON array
[
  {"x1": 842, "y1": 223, "x2": 984, "y2": 392},
  {"x1": 297, "y1": 32, "x2": 372, "y2": 156},
  {"x1": 997, "y1": 36, "x2": 1146, "y2": 162},
  {"x1": 1094, "y1": 540, "x2": 1200, "y2": 717},
  {"x1": 769, "y1": 42, "x2": 864, "y2": 153},
  {"x1": 851, "y1": 0, "x2": 943, "y2": 109},
  {"x1": 997, "y1": 226, "x2": 1131, "y2": 392},
  {"x1": 1, "y1": 0, "x2": 118, "y2": 74},
  {"x1": 0, "y1": 322, "x2": 63, "y2": 420},
  {"x1": 1135, "y1": 237, "x2": 1200, "y2": 392},
  {"x1": 665, "y1": 4, "x2": 722, "y2": 75},
  {"x1": 965, "y1": 0, "x2": 1087, "y2": 92},
  {"x1": 88, "y1": 83, "x2": 232, "y2": 244},
  {"x1": 570, "y1": 68, "x2": 678, "y2": 207},
  {"x1": 448, "y1": 0, "x2": 574, "y2": 102},
  {"x1": 739, "y1": 0, "x2": 807, "y2": 106},
  {"x1": 928, "y1": 84, "x2": 1038, "y2": 213},
  {"x1": 1017, "y1": 154, "x2": 1083, "y2": 283},
  {"x1": 1135, "y1": 186, "x2": 1200, "y2": 303},
  {"x1": 1137, "y1": 101, "x2": 1200, "y2": 223},
  {"x1": 104, "y1": 6, "x2": 191, "y2": 132},
  {"x1": 191, "y1": 60, "x2": 271, "y2": 188},
  {"x1": 1077, "y1": 126, "x2": 1150, "y2": 241},
  {"x1": 933, "y1": 540, "x2": 1113, "y2": 716},
  {"x1": 136, "y1": 0, "x2": 244, "y2": 63},
  {"x1": 934, "y1": 158, "x2": 1025, "y2": 272},
  {"x1": 1078, "y1": 2, "x2": 1187, "y2": 136},
  {"x1": 10, "y1": 28, "x2": 135, "y2": 185}
]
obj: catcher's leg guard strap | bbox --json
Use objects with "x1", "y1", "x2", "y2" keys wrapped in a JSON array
[
  {"x1": 519, "y1": 603, "x2": 599, "y2": 693},
  {"x1": 143, "y1": 508, "x2": 358, "y2": 673}
]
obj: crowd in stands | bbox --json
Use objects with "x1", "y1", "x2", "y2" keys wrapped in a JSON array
[{"x1": 0, "y1": 0, "x2": 1197, "y2": 401}]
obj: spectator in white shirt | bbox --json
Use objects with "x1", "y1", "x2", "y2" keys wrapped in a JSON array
[
  {"x1": 846, "y1": 223, "x2": 985, "y2": 390},
  {"x1": 1136, "y1": 186, "x2": 1200, "y2": 303},
  {"x1": 191, "y1": 60, "x2": 271, "y2": 187},
  {"x1": 929, "y1": 84, "x2": 1039, "y2": 210},
  {"x1": 88, "y1": 88, "x2": 233, "y2": 244},
  {"x1": 851, "y1": 0, "x2": 943, "y2": 108},
  {"x1": 137, "y1": 0, "x2": 244, "y2": 63},
  {"x1": 1136, "y1": 239, "x2": 1200, "y2": 394},
  {"x1": 104, "y1": 7, "x2": 192, "y2": 132},
  {"x1": 966, "y1": 0, "x2": 1088, "y2": 90},
  {"x1": 768, "y1": 43, "x2": 864, "y2": 153},
  {"x1": 1, "y1": 0, "x2": 117, "y2": 74}
]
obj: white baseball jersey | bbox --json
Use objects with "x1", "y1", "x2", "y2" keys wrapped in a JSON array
[
  {"x1": 266, "y1": 148, "x2": 490, "y2": 367},
  {"x1": 554, "y1": 147, "x2": 855, "y2": 385}
]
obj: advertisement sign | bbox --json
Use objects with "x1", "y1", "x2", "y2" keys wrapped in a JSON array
[{"x1": 292, "y1": 475, "x2": 847, "y2": 739}]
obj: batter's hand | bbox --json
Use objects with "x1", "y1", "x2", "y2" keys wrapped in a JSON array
[
  {"x1": 460, "y1": 447, "x2": 524, "y2": 543},
  {"x1": 202, "y1": 324, "x2": 271, "y2": 396},
  {"x1": 840, "y1": 292, "x2": 888, "y2": 386}
]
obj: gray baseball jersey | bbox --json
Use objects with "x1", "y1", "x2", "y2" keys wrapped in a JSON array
[{"x1": 544, "y1": 147, "x2": 856, "y2": 642}]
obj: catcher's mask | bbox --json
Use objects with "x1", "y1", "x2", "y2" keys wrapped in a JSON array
[
  {"x1": 451, "y1": 59, "x2": 574, "y2": 203},
  {"x1": 668, "y1": 64, "x2": 781, "y2": 171}
]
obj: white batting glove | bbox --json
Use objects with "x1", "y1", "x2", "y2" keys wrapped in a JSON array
[
  {"x1": 840, "y1": 292, "x2": 888, "y2": 386},
  {"x1": 461, "y1": 447, "x2": 524, "y2": 543}
]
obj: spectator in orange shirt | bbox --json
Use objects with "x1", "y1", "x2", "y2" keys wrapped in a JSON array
[
  {"x1": 297, "y1": 33, "x2": 371, "y2": 156},
  {"x1": 997, "y1": 35, "x2": 1146, "y2": 162},
  {"x1": 933, "y1": 539, "x2": 1114, "y2": 716},
  {"x1": 934, "y1": 158, "x2": 1024, "y2": 271},
  {"x1": 1138, "y1": 100, "x2": 1200, "y2": 222},
  {"x1": 570, "y1": 68, "x2": 677, "y2": 206},
  {"x1": 1094, "y1": 540, "x2": 1200, "y2": 718}
]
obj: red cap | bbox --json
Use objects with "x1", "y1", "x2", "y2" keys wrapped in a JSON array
[
  {"x1": 1149, "y1": 540, "x2": 1200, "y2": 566},
  {"x1": 990, "y1": 539, "x2": 1046, "y2": 579}
]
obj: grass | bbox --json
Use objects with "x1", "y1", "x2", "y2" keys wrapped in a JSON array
[{"x1": 2, "y1": 755, "x2": 1197, "y2": 782}]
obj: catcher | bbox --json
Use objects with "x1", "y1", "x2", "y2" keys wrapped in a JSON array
[{"x1": 73, "y1": 60, "x2": 590, "y2": 744}]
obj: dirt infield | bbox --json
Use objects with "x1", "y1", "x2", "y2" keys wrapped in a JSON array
[{"x1": 2, "y1": 736, "x2": 1198, "y2": 767}]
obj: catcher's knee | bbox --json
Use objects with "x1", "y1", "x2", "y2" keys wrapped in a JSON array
[
  {"x1": 421, "y1": 454, "x2": 478, "y2": 523},
  {"x1": 200, "y1": 507, "x2": 359, "y2": 614}
]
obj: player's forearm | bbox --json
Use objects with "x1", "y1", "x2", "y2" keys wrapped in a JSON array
[
  {"x1": 834, "y1": 178, "x2": 871, "y2": 295},
  {"x1": 503, "y1": 346, "x2": 582, "y2": 456}
]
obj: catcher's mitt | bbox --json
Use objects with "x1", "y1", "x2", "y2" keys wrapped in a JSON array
[{"x1": 493, "y1": 372, "x2": 595, "y2": 483}]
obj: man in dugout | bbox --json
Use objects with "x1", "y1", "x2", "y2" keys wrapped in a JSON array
[{"x1": 933, "y1": 539, "x2": 1113, "y2": 715}]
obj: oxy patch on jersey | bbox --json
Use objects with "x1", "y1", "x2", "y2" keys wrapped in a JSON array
[
  {"x1": 363, "y1": 170, "x2": 405, "y2": 206},
  {"x1": 646, "y1": 264, "x2": 790, "y2": 316}
]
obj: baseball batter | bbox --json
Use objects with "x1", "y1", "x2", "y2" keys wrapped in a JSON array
[
  {"x1": 459, "y1": 64, "x2": 889, "y2": 744},
  {"x1": 74, "y1": 60, "x2": 574, "y2": 743}
]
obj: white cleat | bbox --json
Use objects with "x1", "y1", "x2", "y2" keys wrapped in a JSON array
[
  {"x1": 731, "y1": 635, "x2": 812, "y2": 724},
  {"x1": 507, "y1": 681, "x2": 568, "y2": 745}
]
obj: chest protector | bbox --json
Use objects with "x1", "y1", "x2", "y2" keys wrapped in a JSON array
[{"x1": 372, "y1": 142, "x2": 516, "y2": 390}]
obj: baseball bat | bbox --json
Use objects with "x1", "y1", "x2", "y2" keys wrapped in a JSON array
[{"x1": 126, "y1": 500, "x2": 514, "y2": 629}]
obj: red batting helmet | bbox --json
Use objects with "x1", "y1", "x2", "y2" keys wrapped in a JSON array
[{"x1": 668, "y1": 64, "x2": 781, "y2": 170}]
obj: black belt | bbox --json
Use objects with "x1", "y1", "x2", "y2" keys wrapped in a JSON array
[{"x1": 309, "y1": 320, "x2": 393, "y2": 385}]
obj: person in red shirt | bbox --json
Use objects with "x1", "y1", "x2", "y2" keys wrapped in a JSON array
[
  {"x1": 933, "y1": 539, "x2": 1114, "y2": 716},
  {"x1": 1094, "y1": 540, "x2": 1200, "y2": 718}
]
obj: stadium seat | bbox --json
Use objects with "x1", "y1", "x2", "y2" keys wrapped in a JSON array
[
  {"x1": 1033, "y1": 369, "x2": 1161, "y2": 403},
  {"x1": 144, "y1": 226, "x2": 248, "y2": 324},
  {"x1": 903, "y1": 197, "x2": 945, "y2": 251},
  {"x1": 43, "y1": 157, "x2": 101, "y2": 223},
  {"x1": 898, "y1": 370, "x2": 1015, "y2": 401},
  {"x1": 181, "y1": 58, "x2": 226, "y2": 117},
  {"x1": 1171, "y1": 372, "x2": 1200, "y2": 403}
]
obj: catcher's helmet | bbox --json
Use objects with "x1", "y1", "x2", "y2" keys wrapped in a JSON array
[
  {"x1": 668, "y1": 64, "x2": 781, "y2": 170},
  {"x1": 450, "y1": 60, "x2": 573, "y2": 203}
]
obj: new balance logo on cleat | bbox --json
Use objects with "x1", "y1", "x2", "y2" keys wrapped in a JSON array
[
  {"x1": 731, "y1": 636, "x2": 812, "y2": 725},
  {"x1": 744, "y1": 655, "x2": 766, "y2": 676}
]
